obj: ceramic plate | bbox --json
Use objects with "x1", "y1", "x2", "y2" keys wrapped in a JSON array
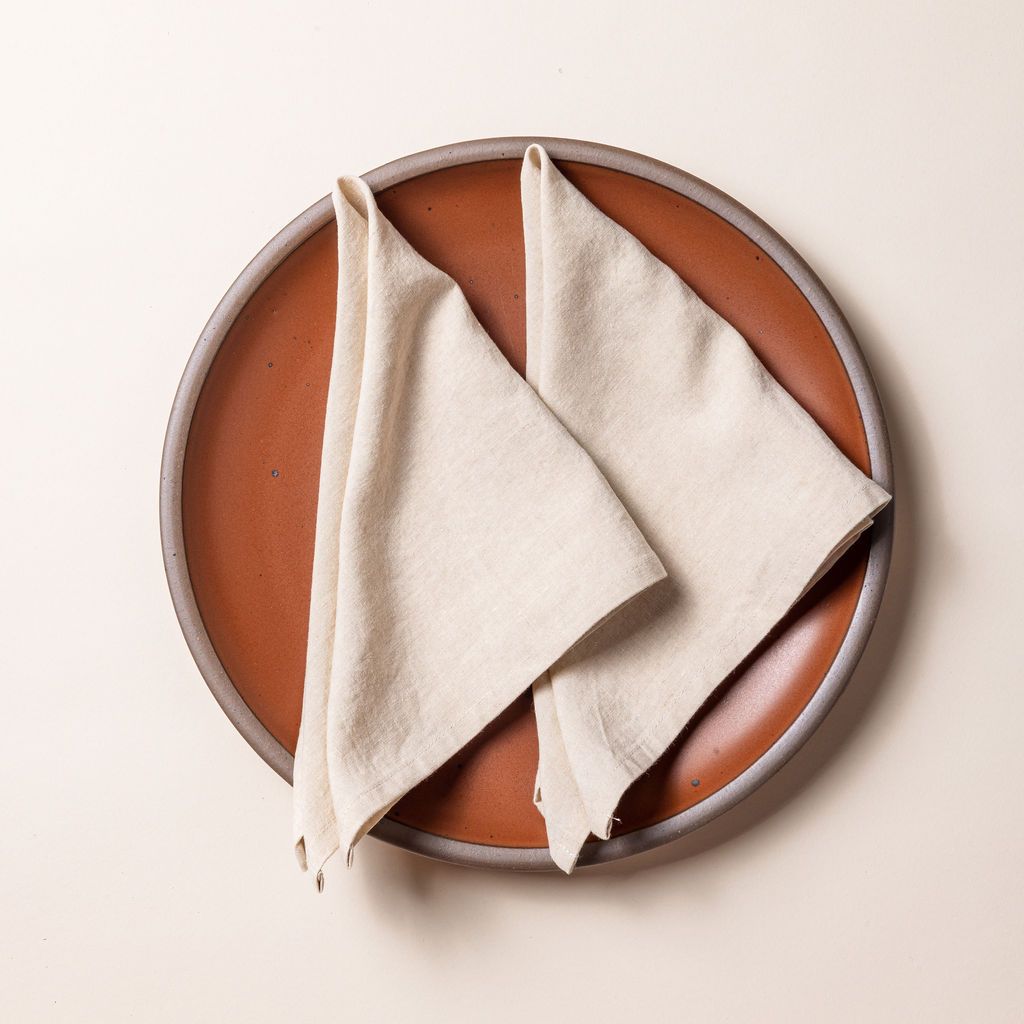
[{"x1": 161, "y1": 137, "x2": 892, "y2": 869}]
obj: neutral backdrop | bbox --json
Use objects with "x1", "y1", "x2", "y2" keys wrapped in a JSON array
[{"x1": 3, "y1": 2, "x2": 1022, "y2": 1021}]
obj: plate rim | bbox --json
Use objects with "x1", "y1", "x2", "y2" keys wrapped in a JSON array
[{"x1": 160, "y1": 136, "x2": 894, "y2": 871}]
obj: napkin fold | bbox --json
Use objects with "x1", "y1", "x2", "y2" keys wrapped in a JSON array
[
  {"x1": 521, "y1": 144, "x2": 891, "y2": 869},
  {"x1": 292, "y1": 175, "x2": 667, "y2": 878},
  {"x1": 294, "y1": 147, "x2": 891, "y2": 879}
]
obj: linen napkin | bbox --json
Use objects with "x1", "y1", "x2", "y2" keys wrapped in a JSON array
[
  {"x1": 521, "y1": 144, "x2": 891, "y2": 870},
  {"x1": 292, "y1": 175, "x2": 667, "y2": 880}
]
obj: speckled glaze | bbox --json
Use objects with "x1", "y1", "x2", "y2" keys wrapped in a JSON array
[{"x1": 160, "y1": 138, "x2": 893, "y2": 870}]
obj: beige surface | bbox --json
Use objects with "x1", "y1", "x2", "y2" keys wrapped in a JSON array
[{"x1": 2, "y1": 1, "x2": 1022, "y2": 1021}]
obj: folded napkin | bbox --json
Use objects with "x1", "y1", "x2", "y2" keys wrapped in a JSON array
[
  {"x1": 521, "y1": 145, "x2": 890, "y2": 869},
  {"x1": 294, "y1": 148, "x2": 891, "y2": 879},
  {"x1": 292, "y1": 175, "x2": 667, "y2": 879}
]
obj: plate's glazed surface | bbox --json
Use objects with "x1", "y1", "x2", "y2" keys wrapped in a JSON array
[{"x1": 166, "y1": 139, "x2": 891, "y2": 866}]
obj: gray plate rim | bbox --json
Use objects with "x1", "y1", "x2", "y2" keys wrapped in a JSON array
[{"x1": 160, "y1": 136, "x2": 894, "y2": 872}]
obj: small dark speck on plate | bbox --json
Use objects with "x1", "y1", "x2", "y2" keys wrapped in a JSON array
[
  {"x1": 690, "y1": 778, "x2": 700, "y2": 787},
  {"x1": 271, "y1": 469, "x2": 280, "y2": 478},
  {"x1": 267, "y1": 361, "x2": 273, "y2": 367}
]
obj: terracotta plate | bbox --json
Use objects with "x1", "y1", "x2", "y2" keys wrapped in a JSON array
[{"x1": 161, "y1": 138, "x2": 892, "y2": 870}]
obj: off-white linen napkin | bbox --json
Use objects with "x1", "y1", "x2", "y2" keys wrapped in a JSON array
[
  {"x1": 292, "y1": 175, "x2": 667, "y2": 880},
  {"x1": 521, "y1": 144, "x2": 891, "y2": 870}
]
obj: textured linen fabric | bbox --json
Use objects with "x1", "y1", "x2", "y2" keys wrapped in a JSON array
[
  {"x1": 521, "y1": 144, "x2": 891, "y2": 870},
  {"x1": 292, "y1": 176, "x2": 667, "y2": 880}
]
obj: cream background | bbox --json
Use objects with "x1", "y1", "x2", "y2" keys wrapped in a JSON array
[{"x1": 2, "y1": 2, "x2": 1022, "y2": 1020}]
